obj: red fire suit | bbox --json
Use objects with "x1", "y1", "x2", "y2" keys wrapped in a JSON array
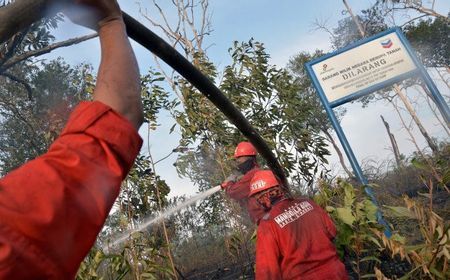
[
  {"x1": 255, "y1": 198, "x2": 348, "y2": 280},
  {"x1": 225, "y1": 166, "x2": 266, "y2": 224},
  {"x1": 0, "y1": 101, "x2": 142, "y2": 279}
]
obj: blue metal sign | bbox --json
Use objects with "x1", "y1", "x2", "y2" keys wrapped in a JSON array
[{"x1": 305, "y1": 27, "x2": 449, "y2": 237}]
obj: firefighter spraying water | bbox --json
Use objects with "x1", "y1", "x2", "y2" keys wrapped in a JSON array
[
  {"x1": 0, "y1": 0, "x2": 350, "y2": 278},
  {"x1": 221, "y1": 141, "x2": 267, "y2": 224},
  {"x1": 106, "y1": 142, "x2": 267, "y2": 247},
  {"x1": 108, "y1": 142, "x2": 267, "y2": 250}
]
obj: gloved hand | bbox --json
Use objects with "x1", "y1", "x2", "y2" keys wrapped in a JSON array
[
  {"x1": 63, "y1": 0, "x2": 123, "y2": 31},
  {"x1": 221, "y1": 173, "x2": 242, "y2": 190},
  {"x1": 220, "y1": 181, "x2": 233, "y2": 190}
]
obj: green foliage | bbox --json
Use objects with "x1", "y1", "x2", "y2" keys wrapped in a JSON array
[
  {"x1": 77, "y1": 235, "x2": 175, "y2": 280},
  {"x1": 410, "y1": 143, "x2": 450, "y2": 192},
  {"x1": 172, "y1": 51, "x2": 230, "y2": 230},
  {"x1": 0, "y1": 8, "x2": 178, "y2": 277},
  {"x1": 175, "y1": 144, "x2": 230, "y2": 227},
  {"x1": 0, "y1": 13, "x2": 62, "y2": 56},
  {"x1": 0, "y1": 6, "x2": 63, "y2": 76},
  {"x1": 326, "y1": 3, "x2": 449, "y2": 108},
  {"x1": 141, "y1": 70, "x2": 179, "y2": 130},
  {"x1": 85, "y1": 70, "x2": 177, "y2": 279},
  {"x1": 176, "y1": 40, "x2": 330, "y2": 200},
  {"x1": 331, "y1": 4, "x2": 388, "y2": 50},
  {"x1": 223, "y1": 40, "x2": 330, "y2": 186},
  {"x1": 315, "y1": 154, "x2": 449, "y2": 280},
  {"x1": 287, "y1": 51, "x2": 350, "y2": 178},
  {"x1": 316, "y1": 181, "x2": 383, "y2": 265},
  {"x1": 404, "y1": 16, "x2": 450, "y2": 68},
  {"x1": 0, "y1": 59, "x2": 92, "y2": 173},
  {"x1": 173, "y1": 51, "x2": 222, "y2": 147},
  {"x1": 119, "y1": 155, "x2": 171, "y2": 220},
  {"x1": 77, "y1": 249, "x2": 130, "y2": 280},
  {"x1": 316, "y1": 180, "x2": 408, "y2": 279},
  {"x1": 1, "y1": 1, "x2": 447, "y2": 279}
]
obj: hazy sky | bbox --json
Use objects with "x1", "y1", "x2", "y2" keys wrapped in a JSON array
[{"x1": 43, "y1": 0, "x2": 450, "y2": 197}]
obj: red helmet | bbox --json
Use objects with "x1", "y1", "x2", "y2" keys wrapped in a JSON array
[
  {"x1": 249, "y1": 170, "x2": 279, "y2": 197},
  {"x1": 234, "y1": 142, "x2": 257, "y2": 158}
]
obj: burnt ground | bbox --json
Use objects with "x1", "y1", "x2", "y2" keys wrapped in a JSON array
[{"x1": 180, "y1": 262, "x2": 255, "y2": 280}]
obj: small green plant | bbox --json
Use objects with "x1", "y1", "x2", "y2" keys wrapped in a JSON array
[
  {"x1": 315, "y1": 180, "x2": 385, "y2": 279},
  {"x1": 77, "y1": 232, "x2": 176, "y2": 280},
  {"x1": 76, "y1": 248, "x2": 130, "y2": 280}
]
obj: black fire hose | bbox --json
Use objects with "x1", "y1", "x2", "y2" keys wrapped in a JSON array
[
  {"x1": 121, "y1": 13, "x2": 288, "y2": 186},
  {"x1": 0, "y1": 1, "x2": 288, "y2": 186}
]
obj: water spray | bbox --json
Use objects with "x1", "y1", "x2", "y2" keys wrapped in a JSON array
[{"x1": 105, "y1": 185, "x2": 221, "y2": 252}]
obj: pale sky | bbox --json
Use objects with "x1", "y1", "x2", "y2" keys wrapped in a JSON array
[{"x1": 43, "y1": 0, "x2": 450, "y2": 197}]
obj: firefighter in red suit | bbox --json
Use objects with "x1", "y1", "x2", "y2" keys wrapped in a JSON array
[
  {"x1": 221, "y1": 142, "x2": 266, "y2": 224},
  {"x1": 249, "y1": 170, "x2": 348, "y2": 280},
  {"x1": 0, "y1": 0, "x2": 144, "y2": 278}
]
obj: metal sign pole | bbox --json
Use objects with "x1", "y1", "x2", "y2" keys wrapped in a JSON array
[
  {"x1": 303, "y1": 27, "x2": 449, "y2": 238},
  {"x1": 305, "y1": 63, "x2": 392, "y2": 237},
  {"x1": 308, "y1": 72, "x2": 367, "y2": 185}
]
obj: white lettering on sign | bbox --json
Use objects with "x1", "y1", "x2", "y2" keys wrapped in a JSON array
[
  {"x1": 274, "y1": 201, "x2": 314, "y2": 228},
  {"x1": 311, "y1": 32, "x2": 417, "y2": 103}
]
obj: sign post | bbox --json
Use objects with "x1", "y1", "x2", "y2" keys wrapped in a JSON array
[{"x1": 305, "y1": 27, "x2": 450, "y2": 237}]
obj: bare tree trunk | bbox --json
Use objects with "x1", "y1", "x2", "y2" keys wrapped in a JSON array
[
  {"x1": 0, "y1": 0, "x2": 52, "y2": 44},
  {"x1": 382, "y1": 0, "x2": 450, "y2": 22},
  {"x1": 342, "y1": 0, "x2": 365, "y2": 36},
  {"x1": 322, "y1": 128, "x2": 353, "y2": 178},
  {"x1": 147, "y1": 135, "x2": 178, "y2": 279},
  {"x1": 414, "y1": 5, "x2": 449, "y2": 20},
  {"x1": 138, "y1": 0, "x2": 212, "y2": 105},
  {"x1": 0, "y1": 33, "x2": 97, "y2": 73},
  {"x1": 380, "y1": 115, "x2": 402, "y2": 168},
  {"x1": 392, "y1": 100, "x2": 447, "y2": 191},
  {"x1": 418, "y1": 83, "x2": 450, "y2": 133},
  {"x1": 435, "y1": 68, "x2": 450, "y2": 90},
  {"x1": 392, "y1": 100, "x2": 425, "y2": 156},
  {"x1": 342, "y1": 1, "x2": 439, "y2": 154},
  {"x1": 394, "y1": 85, "x2": 439, "y2": 153}
]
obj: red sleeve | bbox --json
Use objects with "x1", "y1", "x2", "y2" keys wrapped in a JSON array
[
  {"x1": 225, "y1": 167, "x2": 258, "y2": 200},
  {"x1": 255, "y1": 221, "x2": 282, "y2": 280},
  {"x1": 0, "y1": 101, "x2": 142, "y2": 279}
]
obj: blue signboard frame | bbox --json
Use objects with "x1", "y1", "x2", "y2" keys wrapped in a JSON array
[
  {"x1": 305, "y1": 27, "x2": 450, "y2": 237},
  {"x1": 307, "y1": 27, "x2": 450, "y2": 118}
]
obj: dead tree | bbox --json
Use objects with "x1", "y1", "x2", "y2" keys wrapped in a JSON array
[
  {"x1": 380, "y1": 115, "x2": 402, "y2": 168},
  {"x1": 322, "y1": 128, "x2": 354, "y2": 178},
  {"x1": 417, "y1": 83, "x2": 450, "y2": 134},
  {"x1": 137, "y1": 0, "x2": 213, "y2": 104},
  {"x1": 342, "y1": 0, "x2": 440, "y2": 154},
  {"x1": 380, "y1": 0, "x2": 450, "y2": 22}
]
